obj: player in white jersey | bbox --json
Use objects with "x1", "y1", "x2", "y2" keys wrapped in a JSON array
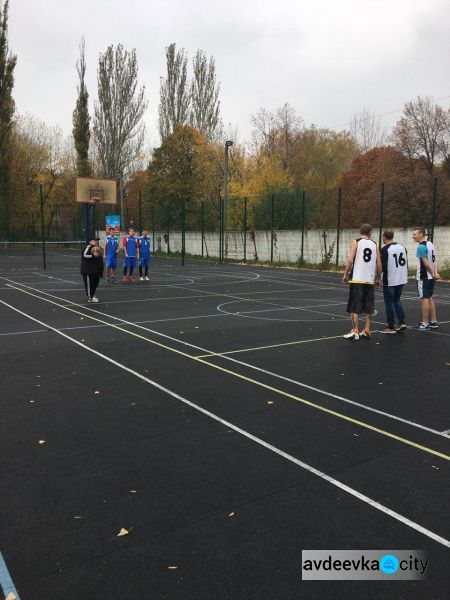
[
  {"x1": 342, "y1": 223, "x2": 382, "y2": 340},
  {"x1": 412, "y1": 227, "x2": 441, "y2": 330},
  {"x1": 380, "y1": 230, "x2": 408, "y2": 334}
]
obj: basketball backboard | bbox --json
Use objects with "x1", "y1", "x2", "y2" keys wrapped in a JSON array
[{"x1": 75, "y1": 176, "x2": 118, "y2": 205}]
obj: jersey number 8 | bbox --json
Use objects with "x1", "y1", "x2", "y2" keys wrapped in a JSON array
[{"x1": 363, "y1": 248, "x2": 372, "y2": 263}]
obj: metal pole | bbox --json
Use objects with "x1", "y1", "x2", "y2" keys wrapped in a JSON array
[
  {"x1": 39, "y1": 184, "x2": 46, "y2": 270},
  {"x1": 379, "y1": 182, "x2": 385, "y2": 248},
  {"x1": 430, "y1": 177, "x2": 437, "y2": 242},
  {"x1": 181, "y1": 197, "x2": 186, "y2": 266},
  {"x1": 118, "y1": 173, "x2": 124, "y2": 234},
  {"x1": 223, "y1": 141, "x2": 233, "y2": 234},
  {"x1": 152, "y1": 205, "x2": 155, "y2": 253},
  {"x1": 271, "y1": 194, "x2": 275, "y2": 263},
  {"x1": 139, "y1": 191, "x2": 142, "y2": 235},
  {"x1": 201, "y1": 201, "x2": 204, "y2": 258},
  {"x1": 84, "y1": 203, "x2": 90, "y2": 245},
  {"x1": 336, "y1": 187, "x2": 342, "y2": 268},
  {"x1": 243, "y1": 196, "x2": 247, "y2": 263},
  {"x1": 219, "y1": 198, "x2": 223, "y2": 264},
  {"x1": 301, "y1": 190, "x2": 305, "y2": 264},
  {"x1": 166, "y1": 204, "x2": 170, "y2": 254}
]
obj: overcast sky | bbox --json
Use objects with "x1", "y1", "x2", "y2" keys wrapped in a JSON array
[{"x1": 8, "y1": 0, "x2": 450, "y2": 148}]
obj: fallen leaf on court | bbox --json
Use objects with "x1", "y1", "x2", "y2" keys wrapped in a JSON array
[
  {"x1": 378, "y1": 382, "x2": 383, "y2": 385},
  {"x1": 29, "y1": 400, "x2": 35, "y2": 403},
  {"x1": 38, "y1": 440, "x2": 46, "y2": 445},
  {"x1": 81, "y1": 339, "x2": 85, "y2": 342},
  {"x1": 340, "y1": 373, "x2": 345, "y2": 376},
  {"x1": 94, "y1": 390, "x2": 100, "y2": 395},
  {"x1": 228, "y1": 512, "x2": 235, "y2": 517},
  {"x1": 74, "y1": 515, "x2": 83, "y2": 519},
  {"x1": 267, "y1": 401, "x2": 274, "y2": 405},
  {"x1": 432, "y1": 465, "x2": 439, "y2": 470},
  {"x1": 80, "y1": 317, "x2": 84, "y2": 320},
  {"x1": 117, "y1": 528, "x2": 129, "y2": 537},
  {"x1": 6, "y1": 593, "x2": 16, "y2": 600},
  {"x1": 130, "y1": 490, "x2": 137, "y2": 493},
  {"x1": 168, "y1": 566, "x2": 177, "y2": 570}
]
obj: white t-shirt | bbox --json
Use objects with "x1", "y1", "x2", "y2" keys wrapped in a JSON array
[
  {"x1": 381, "y1": 243, "x2": 408, "y2": 286},
  {"x1": 350, "y1": 238, "x2": 377, "y2": 285}
]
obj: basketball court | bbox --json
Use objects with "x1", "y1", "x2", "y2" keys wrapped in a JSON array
[{"x1": 0, "y1": 250, "x2": 449, "y2": 599}]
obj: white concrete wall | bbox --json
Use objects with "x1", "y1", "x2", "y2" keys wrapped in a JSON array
[{"x1": 121, "y1": 227, "x2": 450, "y2": 267}]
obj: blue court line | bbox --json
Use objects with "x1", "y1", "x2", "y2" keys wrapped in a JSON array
[{"x1": 0, "y1": 551, "x2": 21, "y2": 599}]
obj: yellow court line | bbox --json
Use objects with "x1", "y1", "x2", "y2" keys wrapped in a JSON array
[
  {"x1": 194, "y1": 334, "x2": 345, "y2": 358},
  {"x1": 7, "y1": 283, "x2": 450, "y2": 464}
]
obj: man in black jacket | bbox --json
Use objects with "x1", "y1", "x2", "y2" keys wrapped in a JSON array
[{"x1": 80, "y1": 238, "x2": 104, "y2": 303}]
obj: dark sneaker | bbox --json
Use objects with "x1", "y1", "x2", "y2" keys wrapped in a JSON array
[
  {"x1": 395, "y1": 322, "x2": 407, "y2": 332},
  {"x1": 381, "y1": 327, "x2": 396, "y2": 334},
  {"x1": 429, "y1": 322, "x2": 439, "y2": 329},
  {"x1": 414, "y1": 322, "x2": 430, "y2": 330}
]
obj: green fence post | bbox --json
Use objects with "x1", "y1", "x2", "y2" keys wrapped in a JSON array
[
  {"x1": 166, "y1": 204, "x2": 170, "y2": 254},
  {"x1": 181, "y1": 197, "x2": 186, "y2": 266},
  {"x1": 271, "y1": 194, "x2": 275, "y2": 263},
  {"x1": 379, "y1": 182, "x2": 385, "y2": 247},
  {"x1": 152, "y1": 205, "x2": 155, "y2": 253},
  {"x1": 243, "y1": 196, "x2": 247, "y2": 263},
  {"x1": 139, "y1": 191, "x2": 142, "y2": 235},
  {"x1": 301, "y1": 190, "x2": 305, "y2": 264},
  {"x1": 39, "y1": 184, "x2": 46, "y2": 270},
  {"x1": 430, "y1": 177, "x2": 437, "y2": 242},
  {"x1": 336, "y1": 187, "x2": 342, "y2": 268},
  {"x1": 201, "y1": 201, "x2": 205, "y2": 258}
]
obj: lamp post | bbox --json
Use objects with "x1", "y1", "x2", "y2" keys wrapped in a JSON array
[{"x1": 223, "y1": 140, "x2": 233, "y2": 235}]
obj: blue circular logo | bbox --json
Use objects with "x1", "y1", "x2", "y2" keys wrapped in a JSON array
[{"x1": 380, "y1": 554, "x2": 399, "y2": 574}]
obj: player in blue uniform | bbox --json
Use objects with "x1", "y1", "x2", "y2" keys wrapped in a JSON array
[
  {"x1": 138, "y1": 229, "x2": 151, "y2": 281},
  {"x1": 122, "y1": 228, "x2": 139, "y2": 283},
  {"x1": 104, "y1": 229, "x2": 120, "y2": 284}
]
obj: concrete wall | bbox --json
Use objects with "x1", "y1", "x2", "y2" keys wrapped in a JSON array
[{"x1": 147, "y1": 227, "x2": 450, "y2": 267}]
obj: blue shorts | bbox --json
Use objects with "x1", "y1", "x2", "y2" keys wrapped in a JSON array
[
  {"x1": 124, "y1": 256, "x2": 136, "y2": 268},
  {"x1": 139, "y1": 257, "x2": 150, "y2": 267},
  {"x1": 106, "y1": 256, "x2": 117, "y2": 269},
  {"x1": 417, "y1": 278, "x2": 435, "y2": 299}
]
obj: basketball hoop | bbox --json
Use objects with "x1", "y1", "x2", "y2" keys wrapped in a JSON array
[{"x1": 90, "y1": 189, "x2": 105, "y2": 204}]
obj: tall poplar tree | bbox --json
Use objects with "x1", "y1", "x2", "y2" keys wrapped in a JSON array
[
  {"x1": 0, "y1": 0, "x2": 16, "y2": 239},
  {"x1": 72, "y1": 37, "x2": 91, "y2": 176}
]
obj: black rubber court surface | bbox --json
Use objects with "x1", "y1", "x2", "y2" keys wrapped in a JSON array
[{"x1": 0, "y1": 249, "x2": 449, "y2": 599}]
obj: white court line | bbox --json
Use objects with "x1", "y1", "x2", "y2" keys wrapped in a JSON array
[
  {"x1": 1, "y1": 297, "x2": 449, "y2": 550},
  {"x1": 33, "y1": 273, "x2": 81, "y2": 285},
  {"x1": 4, "y1": 277, "x2": 449, "y2": 439},
  {"x1": 0, "y1": 551, "x2": 21, "y2": 600}
]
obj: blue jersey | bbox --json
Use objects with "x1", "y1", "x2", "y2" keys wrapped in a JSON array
[
  {"x1": 138, "y1": 236, "x2": 151, "y2": 259},
  {"x1": 123, "y1": 234, "x2": 138, "y2": 257},
  {"x1": 105, "y1": 236, "x2": 119, "y2": 258}
]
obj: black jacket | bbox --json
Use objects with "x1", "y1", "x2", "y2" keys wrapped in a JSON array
[{"x1": 80, "y1": 244, "x2": 104, "y2": 277}]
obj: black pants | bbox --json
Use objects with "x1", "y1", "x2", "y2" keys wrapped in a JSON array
[
  {"x1": 82, "y1": 274, "x2": 100, "y2": 298},
  {"x1": 139, "y1": 265, "x2": 149, "y2": 276}
]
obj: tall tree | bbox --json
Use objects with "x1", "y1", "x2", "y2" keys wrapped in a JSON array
[
  {"x1": 391, "y1": 97, "x2": 450, "y2": 173},
  {"x1": 189, "y1": 50, "x2": 222, "y2": 142},
  {"x1": 158, "y1": 43, "x2": 190, "y2": 141},
  {"x1": 72, "y1": 37, "x2": 91, "y2": 176},
  {"x1": 350, "y1": 106, "x2": 387, "y2": 153},
  {"x1": 93, "y1": 44, "x2": 147, "y2": 178},
  {"x1": 0, "y1": 0, "x2": 16, "y2": 239}
]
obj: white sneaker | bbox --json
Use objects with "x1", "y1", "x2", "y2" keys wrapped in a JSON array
[
  {"x1": 343, "y1": 330, "x2": 359, "y2": 340},
  {"x1": 140, "y1": 276, "x2": 144, "y2": 281},
  {"x1": 90, "y1": 296, "x2": 99, "y2": 303},
  {"x1": 145, "y1": 276, "x2": 149, "y2": 281}
]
